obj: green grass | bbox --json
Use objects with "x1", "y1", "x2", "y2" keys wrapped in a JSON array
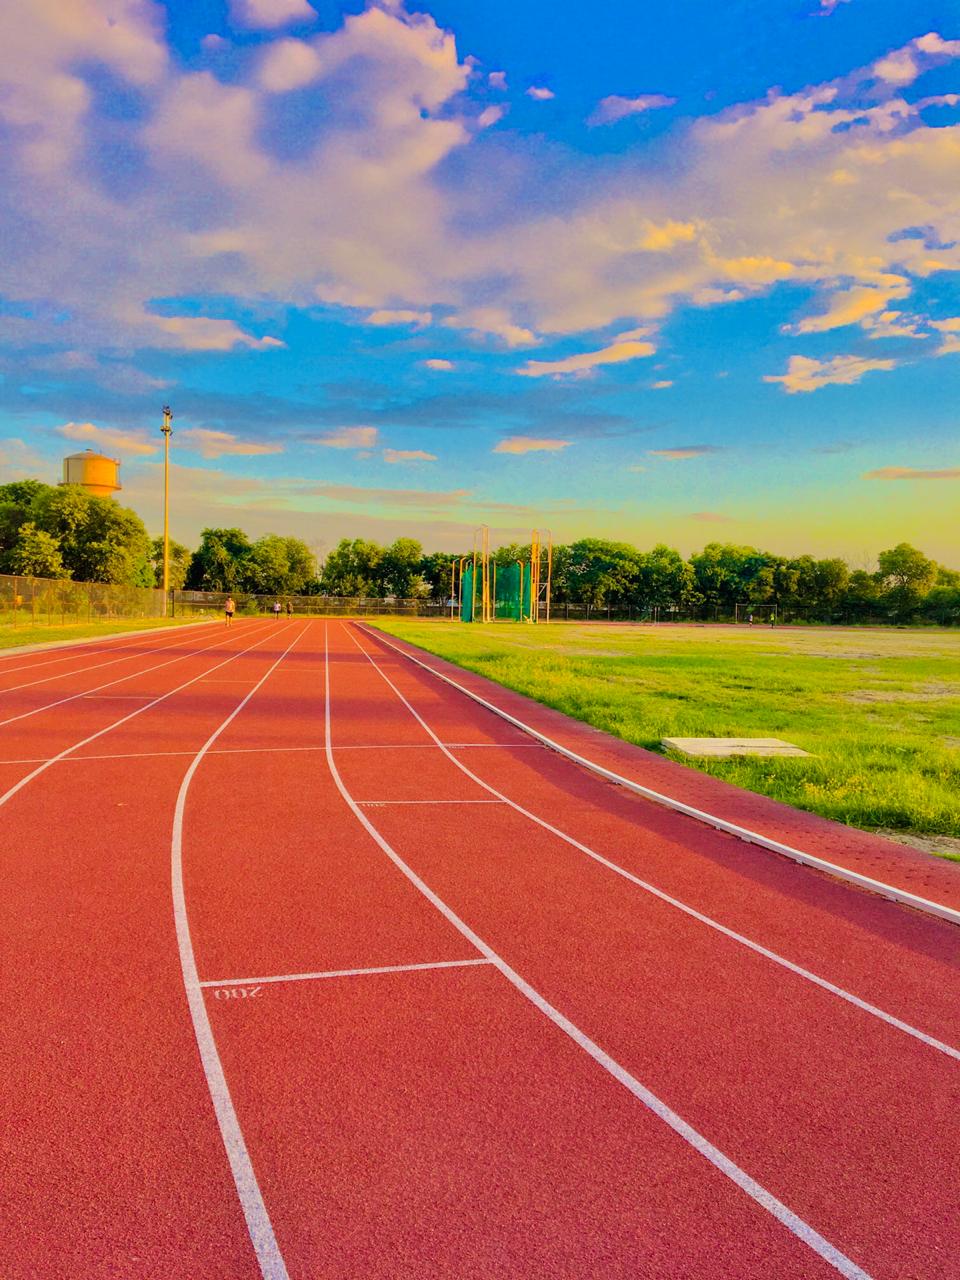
[
  {"x1": 0, "y1": 615, "x2": 214, "y2": 650},
  {"x1": 372, "y1": 620, "x2": 960, "y2": 857}
]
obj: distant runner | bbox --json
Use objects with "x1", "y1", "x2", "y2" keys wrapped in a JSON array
[
  {"x1": 273, "y1": 599, "x2": 282, "y2": 619},
  {"x1": 286, "y1": 600, "x2": 294, "y2": 617},
  {"x1": 224, "y1": 595, "x2": 235, "y2": 626}
]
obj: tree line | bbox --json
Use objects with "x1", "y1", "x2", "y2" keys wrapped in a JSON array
[
  {"x1": 1, "y1": 480, "x2": 957, "y2": 623},
  {"x1": 319, "y1": 535, "x2": 960, "y2": 624},
  {"x1": 0, "y1": 483, "x2": 319, "y2": 597}
]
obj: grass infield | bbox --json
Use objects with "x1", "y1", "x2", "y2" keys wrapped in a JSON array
[
  {"x1": 373, "y1": 620, "x2": 960, "y2": 861},
  {"x1": 0, "y1": 615, "x2": 213, "y2": 651}
]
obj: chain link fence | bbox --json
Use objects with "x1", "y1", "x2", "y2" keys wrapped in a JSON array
[
  {"x1": 170, "y1": 590, "x2": 447, "y2": 617},
  {"x1": 0, "y1": 573, "x2": 167, "y2": 627},
  {"x1": 4, "y1": 574, "x2": 941, "y2": 630}
]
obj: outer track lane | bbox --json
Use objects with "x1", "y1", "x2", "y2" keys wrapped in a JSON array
[
  {"x1": 362, "y1": 626, "x2": 960, "y2": 915},
  {"x1": 340, "y1": 623, "x2": 958, "y2": 1279},
  {"x1": 0, "y1": 622, "x2": 282, "y2": 789},
  {"x1": 0, "y1": 617, "x2": 230, "y2": 697},
  {"x1": 184, "y1": 620, "x2": 850, "y2": 1278},
  {"x1": 1, "y1": 623, "x2": 301, "y2": 1279},
  {"x1": 351, "y1": 625, "x2": 960, "y2": 1046},
  {"x1": 0, "y1": 621, "x2": 217, "y2": 686}
]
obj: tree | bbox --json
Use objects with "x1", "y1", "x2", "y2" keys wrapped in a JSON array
[
  {"x1": 185, "y1": 528, "x2": 253, "y2": 591},
  {"x1": 568, "y1": 539, "x2": 642, "y2": 609},
  {"x1": 151, "y1": 537, "x2": 192, "y2": 590},
  {"x1": 381, "y1": 537, "x2": 423, "y2": 597},
  {"x1": 922, "y1": 586, "x2": 960, "y2": 625},
  {"x1": 30, "y1": 485, "x2": 153, "y2": 585},
  {"x1": 0, "y1": 479, "x2": 49, "y2": 564},
  {"x1": 243, "y1": 535, "x2": 317, "y2": 594},
  {"x1": 635, "y1": 544, "x2": 694, "y2": 609},
  {"x1": 419, "y1": 551, "x2": 460, "y2": 602},
  {"x1": 320, "y1": 539, "x2": 384, "y2": 596},
  {"x1": 492, "y1": 542, "x2": 530, "y2": 569},
  {"x1": 877, "y1": 543, "x2": 938, "y2": 620},
  {"x1": 5, "y1": 522, "x2": 66, "y2": 578}
]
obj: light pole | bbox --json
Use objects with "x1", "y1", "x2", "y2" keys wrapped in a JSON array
[{"x1": 161, "y1": 405, "x2": 173, "y2": 614}]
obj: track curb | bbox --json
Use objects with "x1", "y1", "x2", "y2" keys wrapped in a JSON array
[
  {"x1": 0, "y1": 617, "x2": 218, "y2": 657},
  {"x1": 360, "y1": 624, "x2": 960, "y2": 930}
]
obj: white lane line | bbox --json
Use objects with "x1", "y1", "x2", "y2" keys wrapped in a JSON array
[
  {"x1": 0, "y1": 624, "x2": 300, "y2": 814},
  {"x1": 357, "y1": 799, "x2": 504, "y2": 806},
  {"x1": 200, "y1": 958, "x2": 493, "y2": 988},
  {"x1": 0, "y1": 624, "x2": 205, "y2": 694},
  {"x1": 361, "y1": 626, "x2": 960, "y2": 930},
  {"x1": 0, "y1": 619, "x2": 219, "y2": 669},
  {"x1": 347, "y1": 627, "x2": 960, "y2": 1062},
  {"x1": 0, "y1": 743, "x2": 329, "y2": 767},
  {"x1": 325, "y1": 625, "x2": 872, "y2": 1280},
  {"x1": 173, "y1": 631, "x2": 305, "y2": 1280},
  {"x1": 0, "y1": 625, "x2": 244, "y2": 729},
  {"x1": 0, "y1": 744, "x2": 531, "y2": 766}
]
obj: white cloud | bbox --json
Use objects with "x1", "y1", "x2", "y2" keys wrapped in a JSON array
[
  {"x1": 311, "y1": 426, "x2": 379, "y2": 449},
  {"x1": 421, "y1": 358, "x2": 455, "y2": 370},
  {"x1": 652, "y1": 379, "x2": 674, "y2": 389},
  {"x1": 0, "y1": 437, "x2": 47, "y2": 476},
  {"x1": 57, "y1": 421, "x2": 158, "y2": 457},
  {"x1": 177, "y1": 428, "x2": 284, "y2": 459},
  {"x1": 258, "y1": 38, "x2": 321, "y2": 91},
  {"x1": 527, "y1": 86, "x2": 555, "y2": 101},
  {"x1": 863, "y1": 466, "x2": 960, "y2": 480},
  {"x1": 229, "y1": 0, "x2": 314, "y2": 31},
  {"x1": 493, "y1": 436, "x2": 571, "y2": 454},
  {"x1": 1, "y1": 3, "x2": 960, "y2": 386},
  {"x1": 445, "y1": 308, "x2": 538, "y2": 347},
  {"x1": 477, "y1": 104, "x2": 506, "y2": 129},
  {"x1": 649, "y1": 445, "x2": 720, "y2": 460},
  {"x1": 367, "y1": 309, "x2": 432, "y2": 327},
  {"x1": 764, "y1": 354, "x2": 896, "y2": 393},
  {"x1": 139, "y1": 315, "x2": 285, "y2": 352},
  {"x1": 864, "y1": 310, "x2": 930, "y2": 340},
  {"x1": 873, "y1": 32, "x2": 960, "y2": 85},
  {"x1": 517, "y1": 330, "x2": 655, "y2": 377},
  {"x1": 931, "y1": 317, "x2": 960, "y2": 354},
  {"x1": 383, "y1": 448, "x2": 438, "y2": 463},
  {"x1": 788, "y1": 282, "x2": 909, "y2": 334},
  {"x1": 488, "y1": 71, "x2": 507, "y2": 90},
  {"x1": 588, "y1": 94, "x2": 677, "y2": 126}
]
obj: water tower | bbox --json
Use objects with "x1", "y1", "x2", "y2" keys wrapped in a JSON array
[{"x1": 61, "y1": 449, "x2": 121, "y2": 498}]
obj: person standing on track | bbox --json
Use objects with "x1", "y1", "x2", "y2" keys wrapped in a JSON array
[
  {"x1": 272, "y1": 599, "x2": 282, "y2": 620},
  {"x1": 224, "y1": 595, "x2": 236, "y2": 626},
  {"x1": 286, "y1": 600, "x2": 293, "y2": 617}
]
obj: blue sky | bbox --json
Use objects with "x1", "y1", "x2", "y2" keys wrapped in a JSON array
[{"x1": 1, "y1": 0, "x2": 958, "y2": 562}]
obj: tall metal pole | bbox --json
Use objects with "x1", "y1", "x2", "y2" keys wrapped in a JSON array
[{"x1": 161, "y1": 405, "x2": 173, "y2": 615}]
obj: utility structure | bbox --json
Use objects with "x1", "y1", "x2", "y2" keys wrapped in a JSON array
[
  {"x1": 458, "y1": 528, "x2": 552, "y2": 623},
  {"x1": 160, "y1": 405, "x2": 173, "y2": 612},
  {"x1": 60, "y1": 449, "x2": 121, "y2": 497}
]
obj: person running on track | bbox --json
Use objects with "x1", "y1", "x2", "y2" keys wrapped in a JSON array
[
  {"x1": 286, "y1": 600, "x2": 293, "y2": 617},
  {"x1": 273, "y1": 599, "x2": 282, "y2": 619},
  {"x1": 224, "y1": 595, "x2": 235, "y2": 626}
]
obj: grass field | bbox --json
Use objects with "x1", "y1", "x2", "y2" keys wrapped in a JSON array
[
  {"x1": 374, "y1": 620, "x2": 960, "y2": 859},
  {"x1": 0, "y1": 615, "x2": 212, "y2": 651}
]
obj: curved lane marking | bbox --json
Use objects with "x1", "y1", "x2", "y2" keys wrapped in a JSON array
[{"x1": 326, "y1": 624, "x2": 873, "y2": 1280}]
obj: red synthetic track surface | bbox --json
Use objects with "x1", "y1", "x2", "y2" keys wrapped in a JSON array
[{"x1": 3, "y1": 619, "x2": 958, "y2": 1279}]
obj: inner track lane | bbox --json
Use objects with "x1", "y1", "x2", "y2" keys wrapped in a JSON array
[{"x1": 0, "y1": 621, "x2": 298, "y2": 811}]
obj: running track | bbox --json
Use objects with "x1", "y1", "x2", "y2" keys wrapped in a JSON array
[{"x1": 3, "y1": 619, "x2": 958, "y2": 1279}]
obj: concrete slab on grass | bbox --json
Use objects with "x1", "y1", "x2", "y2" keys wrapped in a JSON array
[{"x1": 663, "y1": 737, "x2": 811, "y2": 758}]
